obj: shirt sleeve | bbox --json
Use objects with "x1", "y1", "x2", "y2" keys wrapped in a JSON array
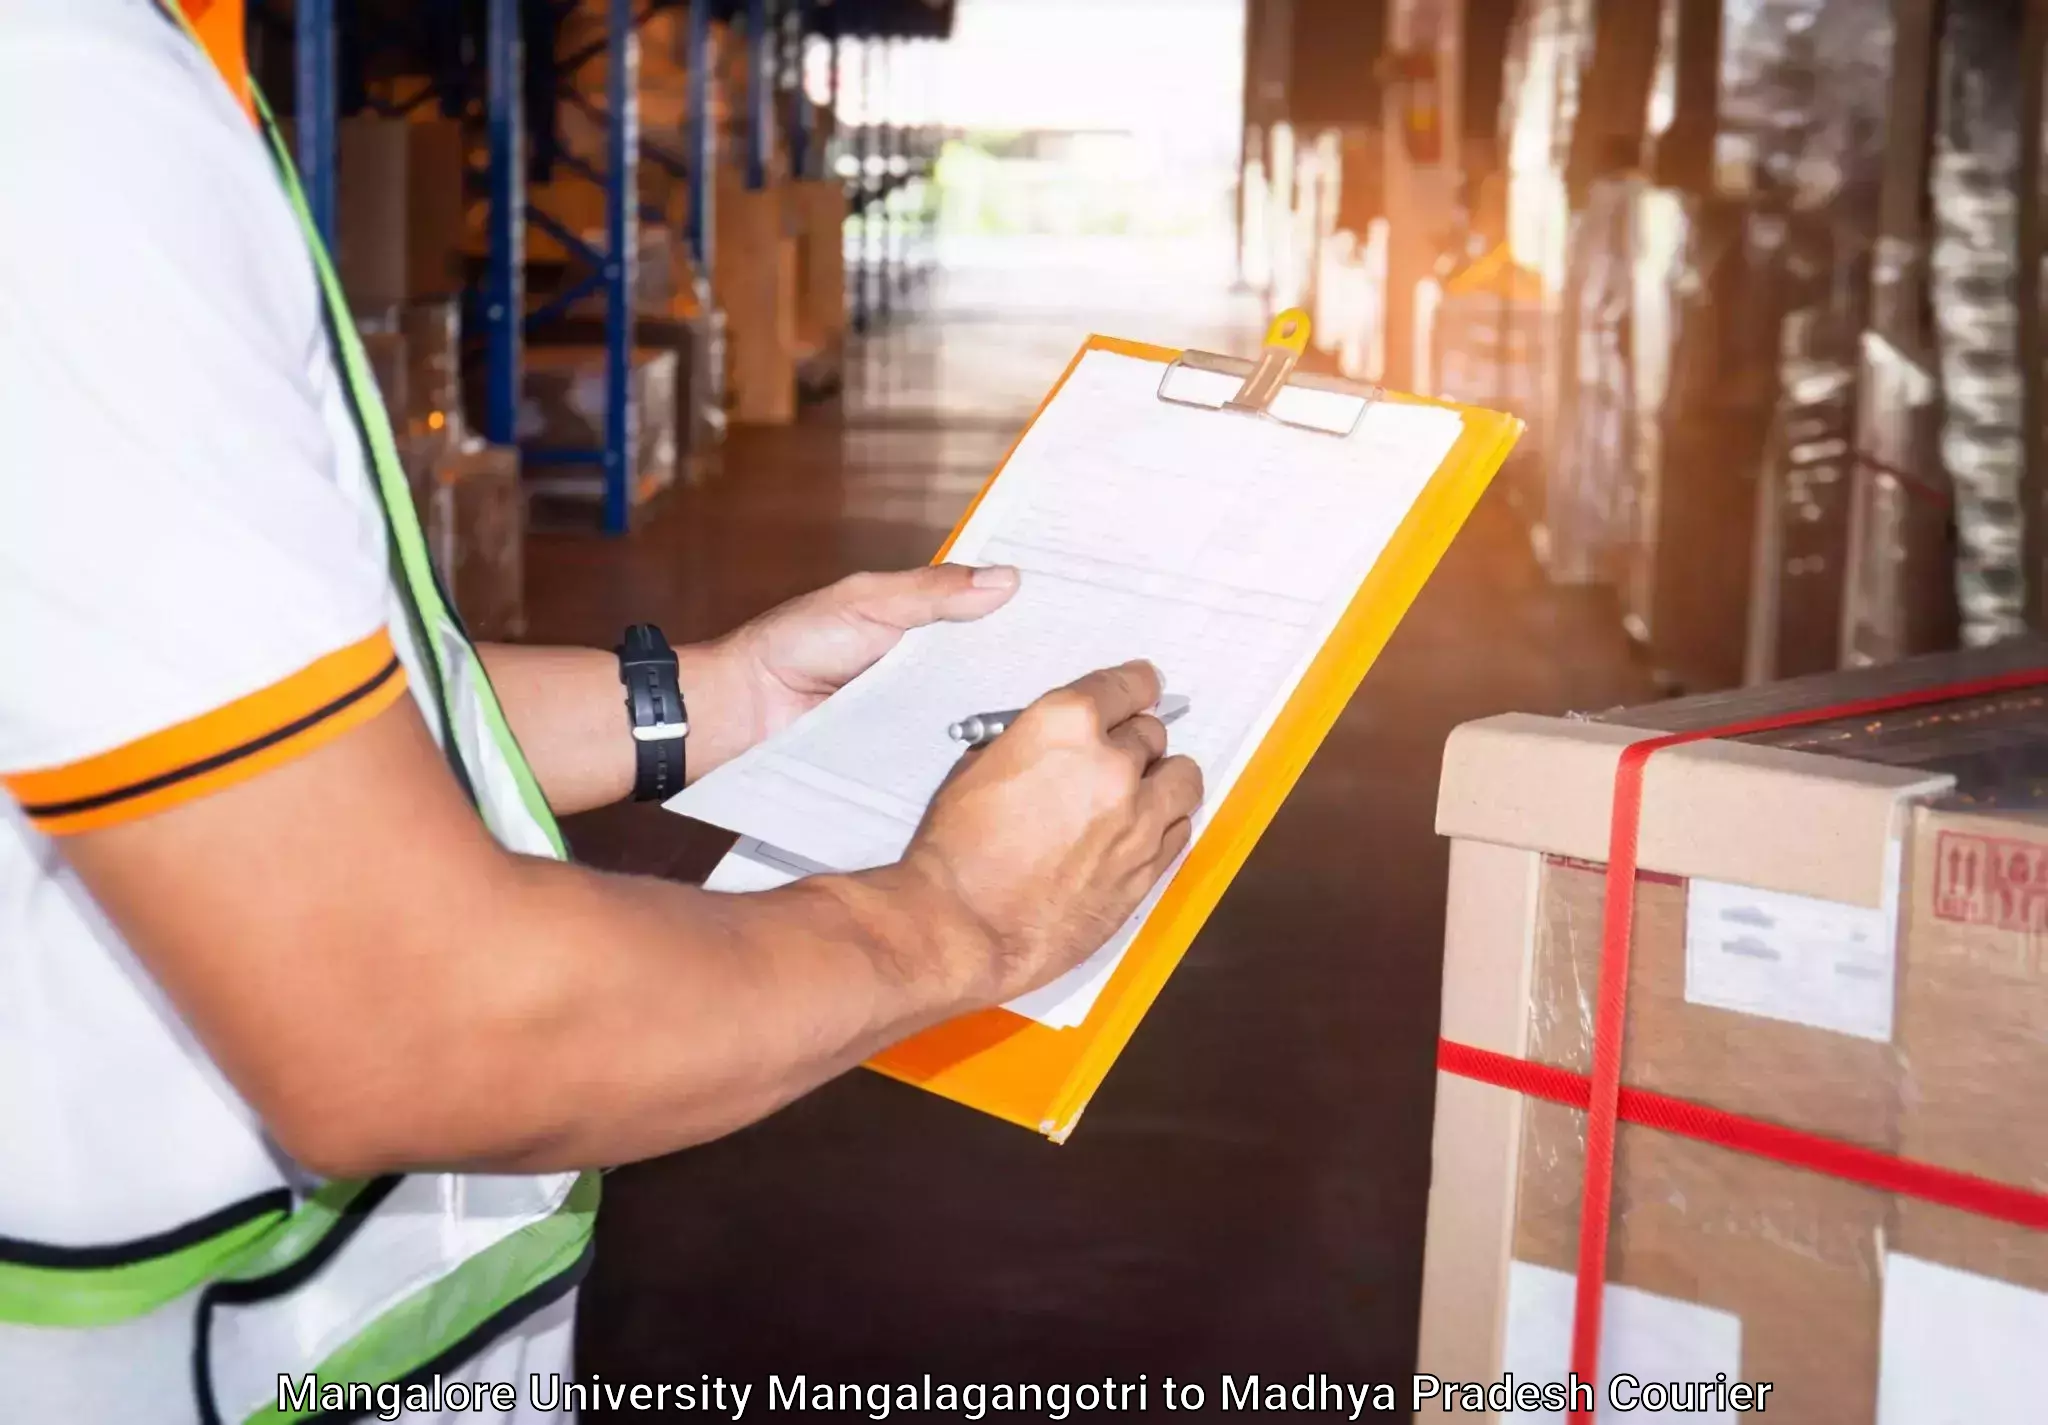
[{"x1": 0, "y1": 9, "x2": 407, "y2": 836}]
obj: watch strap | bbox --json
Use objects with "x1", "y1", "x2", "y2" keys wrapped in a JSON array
[{"x1": 617, "y1": 624, "x2": 686, "y2": 802}]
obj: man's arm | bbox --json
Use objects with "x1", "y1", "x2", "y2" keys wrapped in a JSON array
[
  {"x1": 61, "y1": 662, "x2": 1199, "y2": 1175},
  {"x1": 477, "y1": 564, "x2": 1023, "y2": 816},
  {"x1": 473, "y1": 643, "x2": 730, "y2": 815}
]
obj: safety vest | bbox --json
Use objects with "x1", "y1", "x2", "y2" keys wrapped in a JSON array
[{"x1": 1, "y1": 7, "x2": 599, "y2": 1417}]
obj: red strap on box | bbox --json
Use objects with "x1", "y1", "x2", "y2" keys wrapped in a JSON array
[
  {"x1": 1439, "y1": 665, "x2": 2048, "y2": 1425},
  {"x1": 1436, "y1": 1039, "x2": 2048, "y2": 1230}
]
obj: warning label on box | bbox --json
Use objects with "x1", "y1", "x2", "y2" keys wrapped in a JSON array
[{"x1": 1931, "y1": 830, "x2": 2048, "y2": 931}]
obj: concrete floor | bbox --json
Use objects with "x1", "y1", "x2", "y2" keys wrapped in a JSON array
[{"x1": 525, "y1": 250, "x2": 1656, "y2": 1402}]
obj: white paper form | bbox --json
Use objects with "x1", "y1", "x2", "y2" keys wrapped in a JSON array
[{"x1": 670, "y1": 349, "x2": 1465, "y2": 1027}]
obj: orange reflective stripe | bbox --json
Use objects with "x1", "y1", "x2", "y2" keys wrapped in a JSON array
[
  {"x1": 5, "y1": 631, "x2": 408, "y2": 836},
  {"x1": 173, "y1": 0, "x2": 254, "y2": 122}
]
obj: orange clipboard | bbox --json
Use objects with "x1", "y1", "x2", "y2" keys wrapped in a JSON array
[{"x1": 863, "y1": 312, "x2": 1525, "y2": 1141}]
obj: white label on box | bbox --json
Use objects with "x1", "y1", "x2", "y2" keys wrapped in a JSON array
[
  {"x1": 1501, "y1": 1261, "x2": 1742, "y2": 1423},
  {"x1": 1682, "y1": 837, "x2": 1902, "y2": 1043},
  {"x1": 1879, "y1": 1252, "x2": 2048, "y2": 1424}
]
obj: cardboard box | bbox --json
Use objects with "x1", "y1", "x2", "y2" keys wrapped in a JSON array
[
  {"x1": 405, "y1": 118, "x2": 468, "y2": 300},
  {"x1": 400, "y1": 300, "x2": 463, "y2": 447},
  {"x1": 424, "y1": 443, "x2": 525, "y2": 642},
  {"x1": 1895, "y1": 801, "x2": 2048, "y2": 1276},
  {"x1": 714, "y1": 180, "x2": 798, "y2": 426},
  {"x1": 1423, "y1": 642, "x2": 2048, "y2": 1420},
  {"x1": 362, "y1": 302, "x2": 462, "y2": 463},
  {"x1": 517, "y1": 345, "x2": 679, "y2": 510},
  {"x1": 336, "y1": 117, "x2": 410, "y2": 311},
  {"x1": 790, "y1": 179, "x2": 848, "y2": 353}
]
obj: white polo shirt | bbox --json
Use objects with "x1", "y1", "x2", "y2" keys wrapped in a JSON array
[{"x1": 0, "y1": 1, "x2": 575, "y2": 1416}]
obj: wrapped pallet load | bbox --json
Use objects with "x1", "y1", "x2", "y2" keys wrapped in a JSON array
[
  {"x1": 1494, "y1": 0, "x2": 1585, "y2": 527},
  {"x1": 420, "y1": 443, "x2": 527, "y2": 643},
  {"x1": 1531, "y1": 0, "x2": 1667, "y2": 586},
  {"x1": 1421, "y1": 640, "x2": 2048, "y2": 1419},
  {"x1": 1538, "y1": 163, "x2": 1642, "y2": 586},
  {"x1": 1737, "y1": 0, "x2": 1897, "y2": 685},
  {"x1": 1494, "y1": 0, "x2": 1636, "y2": 577},
  {"x1": 1426, "y1": 242, "x2": 1547, "y2": 426},
  {"x1": 1840, "y1": 0, "x2": 1955, "y2": 668},
  {"x1": 1929, "y1": 0, "x2": 2029, "y2": 647},
  {"x1": 517, "y1": 345, "x2": 680, "y2": 517},
  {"x1": 1617, "y1": 0, "x2": 1899, "y2": 692},
  {"x1": 1621, "y1": 190, "x2": 1773, "y2": 687}
]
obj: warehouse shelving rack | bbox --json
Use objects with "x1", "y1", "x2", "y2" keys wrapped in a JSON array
[{"x1": 273, "y1": 0, "x2": 951, "y2": 534}]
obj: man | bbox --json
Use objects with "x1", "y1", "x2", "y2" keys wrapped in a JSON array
[{"x1": 0, "y1": 0, "x2": 1202, "y2": 1417}]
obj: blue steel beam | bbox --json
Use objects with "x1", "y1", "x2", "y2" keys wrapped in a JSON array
[
  {"x1": 527, "y1": 206, "x2": 607, "y2": 269},
  {"x1": 560, "y1": 2, "x2": 657, "y2": 80},
  {"x1": 687, "y1": 0, "x2": 715, "y2": 278},
  {"x1": 294, "y1": 0, "x2": 337, "y2": 248},
  {"x1": 483, "y1": 0, "x2": 524, "y2": 449},
  {"x1": 600, "y1": 0, "x2": 637, "y2": 534},
  {"x1": 527, "y1": 269, "x2": 608, "y2": 331}
]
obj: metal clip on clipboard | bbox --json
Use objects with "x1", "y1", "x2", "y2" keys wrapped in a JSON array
[{"x1": 1154, "y1": 308, "x2": 1381, "y2": 437}]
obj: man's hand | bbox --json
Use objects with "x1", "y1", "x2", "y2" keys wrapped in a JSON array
[
  {"x1": 890, "y1": 659, "x2": 1206, "y2": 1005},
  {"x1": 704, "y1": 564, "x2": 1021, "y2": 764},
  {"x1": 476, "y1": 565, "x2": 1018, "y2": 816}
]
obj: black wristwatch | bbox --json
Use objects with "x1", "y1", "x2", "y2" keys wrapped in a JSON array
[{"x1": 616, "y1": 624, "x2": 687, "y2": 802}]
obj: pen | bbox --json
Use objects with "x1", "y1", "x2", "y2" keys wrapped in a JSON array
[{"x1": 948, "y1": 694, "x2": 1191, "y2": 748}]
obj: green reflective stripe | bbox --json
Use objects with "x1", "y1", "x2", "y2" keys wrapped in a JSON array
[
  {"x1": 213, "y1": 1179, "x2": 380, "y2": 1286},
  {"x1": 243, "y1": 1172, "x2": 600, "y2": 1425},
  {"x1": 248, "y1": 88, "x2": 566, "y2": 858},
  {"x1": 462, "y1": 656, "x2": 566, "y2": 849},
  {"x1": 0, "y1": 1208, "x2": 284, "y2": 1329}
]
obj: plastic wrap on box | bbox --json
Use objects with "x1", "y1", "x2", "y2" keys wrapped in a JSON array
[
  {"x1": 639, "y1": 225, "x2": 680, "y2": 314},
  {"x1": 400, "y1": 300, "x2": 463, "y2": 447},
  {"x1": 1501, "y1": 0, "x2": 1592, "y2": 291},
  {"x1": 1426, "y1": 246, "x2": 1546, "y2": 425},
  {"x1": 1840, "y1": 0, "x2": 1953, "y2": 670},
  {"x1": 422, "y1": 442, "x2": 525, "y2": 642},
  {"x1": 1712, "y1": 0, "x2": 1895, "y2": 210},
  {"x1": 1498, "y1": 0, "x2": 1595, "y2": 523},
  {"x1": 1494, "y1": 823, "x2": 2048, "y2": 1418},
  {"x1": 1724, "y1": 0, "x2": 1896, "y2": 685},
  {"x1": 1931, "y1": 0, "x2": 2029, "y2": 647},
  {"x1": 354, "y1": 308, "x2": 408, "y2": 433},
  {"x1": 1748, "y1": 293, "x2": 1863, "y2": 681},
  {"x1": 1515, "y1": 857, "x2": 1890, "y2": 1420},
  {"x1": 1590, "y1": 0, "x2": 1897, "y2": 686},
  {"x1": 1633, "y1": 198, "x2": 1778, "y2": 690},
  {"x1": 517, "y1": 346, "x2": 680, "y2": 510},
  {"x1": 1594, "y1": 635, "x2": 2048, "y2": 801},
  {"x1": 1426, "y1": 642, "x2": 2048, "y2": 1415},
  {"x1": 1841, "y1": 321, "x2": 1955, "y2": 668},
  {"x1": 1615, "y1": 186, "x2": 1687, "y2": 641},
  {"x1": 1534, "y1": 173, "x2": 1639, "y2": 586},
  {"x1": 682, "y1": 303, "x2": 728, "y2": 485}
]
